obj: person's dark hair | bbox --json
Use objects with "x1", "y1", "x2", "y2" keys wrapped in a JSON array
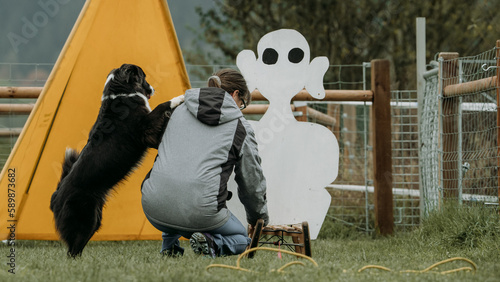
[{"x1": 208, "y1": 68, "x2": 251, "y2": 106}]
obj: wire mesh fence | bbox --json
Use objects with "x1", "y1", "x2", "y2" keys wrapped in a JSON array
[
  {"x1": 2, "y1": 50, "x2": 499, "y2": 232},
  {"x1": 441, "y1": 48, "x2": 499, "y2": 205},
  {"x1": 0, "y1": 63, "x2": 52, "y2": 87},
  {"x1": 312, "y1": 90, "x2": 421, "y2": 232},
  {"x1": 390, "y1": 91, "x2": 420, "y2": 230},
  {"x1": 0, "y1": 62, "x2": 425, "y2": 233},
  {"x1": 0, "y1": 96, "x2": 37, "y2": 169},
  {"x1": 0, "y1": 63, "x2": 47, "y2": 167},
  {"x1": 314, "y1": 100, "x2": 374, "y2": 232},
  {"x1": 421, "y1": 46, "x2": 499, "y2": 215}
]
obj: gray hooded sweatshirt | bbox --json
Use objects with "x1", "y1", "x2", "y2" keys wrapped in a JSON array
[{"x1": 141, "y1": 87, "x2": 269, "y2": 232}]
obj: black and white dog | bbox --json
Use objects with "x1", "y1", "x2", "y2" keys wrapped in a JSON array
[{"x1": 50, "y1": 64, "x2": 183, "y2": 257}]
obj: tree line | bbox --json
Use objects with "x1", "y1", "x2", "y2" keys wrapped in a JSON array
[{"x1": 188, "y1": 0, "x2": 500, "y2": 90}]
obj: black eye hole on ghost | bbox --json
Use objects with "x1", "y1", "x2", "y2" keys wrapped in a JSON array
[
  {"x1": 288, "y1": 48, "x2": 304, "y2": 64},
  {"x1": 262, "y1": 48, "x2": 279, "y2": 65}
]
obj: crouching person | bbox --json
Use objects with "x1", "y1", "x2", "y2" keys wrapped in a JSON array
[{"x1": 141, "y1": 69, "x2": 269, "y2": 258}]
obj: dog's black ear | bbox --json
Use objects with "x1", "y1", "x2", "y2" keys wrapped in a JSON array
[
  {"x1": 122, "y1": 64, "x2": 137, "y2": 84},
  {"x1": 122, "y1": 64, "x2": 145, "y2": 84}
]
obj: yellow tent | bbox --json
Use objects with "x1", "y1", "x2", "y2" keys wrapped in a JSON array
[{"x1": 0, "y1": 0, "x2": 190, "y2": 240}]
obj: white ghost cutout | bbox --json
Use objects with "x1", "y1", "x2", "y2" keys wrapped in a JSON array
[
  {"x1": 228, "y1": 29, "x2": 339, "y2": 239},
  {"x1": 237, "y1": 29, "x2": 329, "y2": 102}
]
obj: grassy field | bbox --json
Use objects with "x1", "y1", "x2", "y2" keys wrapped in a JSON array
[{"x1": 1, "y1": 204, "x2": 499, "y2": 282}]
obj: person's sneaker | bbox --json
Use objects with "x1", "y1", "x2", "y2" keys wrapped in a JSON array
[
  {"x1": 190, "y1": 232, "x2": 217, "y2": 258},
  {"x1": 161, "y1": 245, "x2": 184, "y2": 258}
]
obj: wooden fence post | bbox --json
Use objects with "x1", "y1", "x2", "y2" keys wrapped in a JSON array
[
  {"x1": 371, "y1": 59, "x2": 394, "y2": 235},
  {"x1": 439, "y1": 52, "x2": 459, "y2": 200}
]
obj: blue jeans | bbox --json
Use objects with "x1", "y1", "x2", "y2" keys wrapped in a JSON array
[{"x1": 148, "y1": 212, "x2": 251, "y2": 256}]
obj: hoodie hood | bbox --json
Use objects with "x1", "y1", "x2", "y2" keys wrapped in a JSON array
[{"x1": 184, "y1": 87, "x2": 243, "y2": 125}]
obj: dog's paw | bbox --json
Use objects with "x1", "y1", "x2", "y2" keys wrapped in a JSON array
[{"x1": 170, "y1": 95, "x2": 184, "y2": 109}]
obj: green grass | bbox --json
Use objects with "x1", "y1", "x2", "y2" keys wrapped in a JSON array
[{"x1": 1, "y1": 205, "x2": 499, "y2": 281}]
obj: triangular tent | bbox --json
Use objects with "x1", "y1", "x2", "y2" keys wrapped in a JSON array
[{"x1": 0, "y1": 0, "x2": 190, "y2": 240}]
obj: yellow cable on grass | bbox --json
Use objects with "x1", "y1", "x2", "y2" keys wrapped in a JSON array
[
  {"x1": 358, "y1": 257, "x2": 477, "y2": 275},
  {"x1": 206, "y1": 247, "x2": 318, "y2": 273},
  {"x1": 358, "y1": 265, "x2": 392, "y2": 272},
  {"x1": 277, "y1": 261, "x2": 306, "y2": 273}
]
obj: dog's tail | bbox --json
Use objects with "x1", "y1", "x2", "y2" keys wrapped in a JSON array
[
  {"x1": 51, "y1": 148, "x2": 80, "y2": 211},
  {"x1": 60, "y1": 148, "x2": 79, "y2": 182}
]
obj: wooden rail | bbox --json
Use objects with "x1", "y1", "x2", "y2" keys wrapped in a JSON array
[
  {"x1": 0, "y1": 104, "x2": 35, "y2": 114},
  {"x1": 443, "y1": 76, "x2": 497, "y2": 97},
  {"x1": 302, "y1": 106, "x2": 336, "y2": 126},
  {"x1": 252, "y1": 89, "x2": 373, "y2": 102},
  {"x1": 243, "y1": 104, "x2": 336, "y2": 126},
  {"x1": 242, "y1": 104, "x2": 291, "y2": 115},
  {"x1": 0, "y1": 87, "x2": 373, "y2": 116},
  {"x1": 0, "y1": 87, "x2": 43, "y2": 99},
  {"x1": 0, "y1": 128, "x2": 23, "y2": 137},
  {"x1": 0, "y1": 87, "x2": 373, "y2": 102}
]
